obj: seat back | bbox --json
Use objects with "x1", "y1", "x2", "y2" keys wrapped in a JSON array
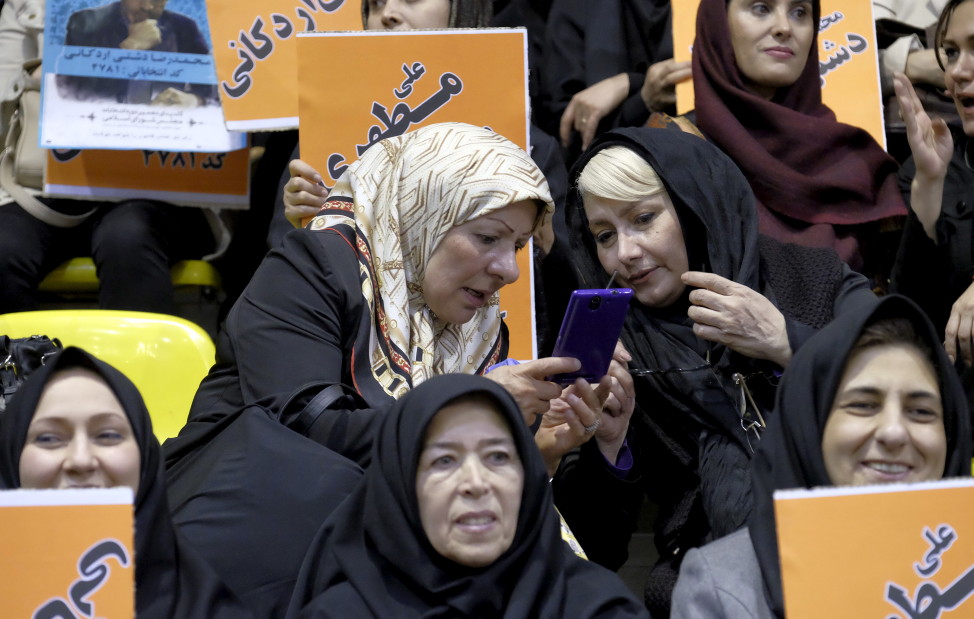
[{"x1": 0, "y1": 310, "x2": 214, "y2": 441}]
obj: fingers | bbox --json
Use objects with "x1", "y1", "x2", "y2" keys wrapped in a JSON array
[
  {"x1": 681, "y1": 271, "x2": 739, "y2": 295},
  {"x1": 521, "y1": 356, "x2": 582, "y2": 378},
  {"x1": 580, "y1": 115, "x2": 599, "y2": 151},
  {"x1": 559, "y1": 100, "x2": 577, "y2": 147},
  {"x1": 946, "y1": 307, "x2": 961, "y2": 363},
  {"x1": 284, "y1": 159, "x2": 327, "y2": 218},
  {"x1": 289, "y1": 158, "x2": 323, "y2": 184},
  {"x1": 613, "y1": 340, "x2": 632, "y2": 363},
  {"x1": 958, "y1": 311, "x2": 974, "y2": 366},
  {"x1": 566, "y1": 379, "x2": 601, "y2": 431}
]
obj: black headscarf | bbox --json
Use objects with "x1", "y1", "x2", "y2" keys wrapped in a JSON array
[
  {"x1": 288, "y1": 373, "x2": 647, "y2": 618},
  {"x1": 0, "y1": 347, "x2": 250, "y2": 619},
  {"x1": 748, "y1": 295, "x2": 973, "y2": 617},
  {"x1": 567, "y1": 127, "x2": 763, "y2": 458}
]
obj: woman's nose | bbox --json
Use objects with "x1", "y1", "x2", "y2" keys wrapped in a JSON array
[
  {"x1": 459, "y1": 460, "x2": 490, "y2": 497},
  {"x1": 771, "y1": 8, "x2": 792, "y2": 39},
  {"x1": 64, "y1": 438, "x2": 97, "y2": 474},
  {"x1": 380, "y1": 1, "x2": 403, "y2": 28},
  {"x1": 951, "y1": 50, "x2": 974, "y2": 84},
  {"x1": 874, "y1": 405, "x2": 910, "y2": 449},
  {"x1": 488, "y1": 248, "x2": 520, "y2": 285},
  {"x1": 616, "y1": 231, "x2": 641, "y2": 264}
]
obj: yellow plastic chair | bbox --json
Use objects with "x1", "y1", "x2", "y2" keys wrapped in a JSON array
[
  {"x1": 38, "y1": 258, "x2": 221, "y2": 293},
  {"x1": 0, "y1": 310, "x2": 215, "y2": 441}
]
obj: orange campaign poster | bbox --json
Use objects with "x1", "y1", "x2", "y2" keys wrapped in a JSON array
[
  {"x1": 0, "y1": 488, "x2": 135, "y2": 618},
  {"x1": 44, "y1": 147, "x2": 251, "y2": 208},
  {"x1": 774, "y1": 479, "x2": 974, "y2": 618},
  {"x1": 672, "y1": 0, "x2": 886, "y2": 148},
  {"x1": 296, "y1": 28, "x2": 538, "y2": 359},
  {"x1": 207, "y1": 0, "x2": 362, "y2": 130}
]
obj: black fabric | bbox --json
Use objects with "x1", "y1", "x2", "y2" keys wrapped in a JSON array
[
  {"x1": 891, "y1": 124, "x2": 974, "y2": 337},
  {"x1": 748, "y1": 295, "x2": 974, "y2": 617},
  {"x1": 187, "y1": 228, "x2": 396, "y2": 467},
  {"x1": 0, "y1": 347, "x2": 249, "y2": 618},
  {"x1": 561, "y1": 126, "x2": 875, "y2": 616},
  {"x1": 0, "y1": 199, "x2": 212, "y2": 313},
  {"x1": 288, "y1": 373, "x2": 647, "y2": 618},
  {"x1": 163, "y1": 383, "x2": 363, "y2": 618},
  {"x1": 757, "y1": 236, "x2": 845, "y2": 330},
  {"x1": 539, "y1": 0, "x2": 672, "y2": 157}
]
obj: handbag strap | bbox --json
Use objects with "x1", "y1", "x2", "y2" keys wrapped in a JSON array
[
  {"x1": 0, "y1": 144, "x2": 94, "y2": 228},
  {"x1": 0, "y1": 59, "x2": 95, "y2": 228},
  {"x1": 287, "y1": 383, "x2": 365, "y2": 436}
]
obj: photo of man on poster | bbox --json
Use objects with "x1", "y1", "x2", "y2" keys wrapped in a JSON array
[{"x1": 57, "y1": 0, "x2": 215, "y2": 106}]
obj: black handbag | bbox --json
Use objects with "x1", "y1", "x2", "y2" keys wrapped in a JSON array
[{"x1": 0, "y1": 335, "x2": 63, "y2": 415}]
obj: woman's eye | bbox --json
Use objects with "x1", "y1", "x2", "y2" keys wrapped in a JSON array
[
  {"x1": 634, "y1": 212, "x2": 656, "y2": 226},
  {"x1": 478, "y1": 235, "x2": 498, "y2": 246},
  {"x1": 944, "y1": 46, "x2": 959, "y2": 62},
  {"x1": 845, "y1": 400, "x2": 879, "y2": 414},
  {"x1": 750, "y1": 2, "x2": 770, "y2": 15},
  {"x1": 791, "y1": 6, "x2": 807, "y2": 19},
  {"x1": 487, "y1": 451, "x2": 511, "y2": 465},
  {"x1": 32, "y1": 433, "x2": 64, "y2": 446},
  {"x1": 431, "y1": 454, "x2": 455, "y2": 468},
  {"x1": 908, "y1": 407, "x2": 941, "y2": 421},
  {"x1": 95, "y1": 430, "x2": 125, "y2": 444},
  {"x1": 593, "y1": 230, "x2": 615, "y2": 246}
]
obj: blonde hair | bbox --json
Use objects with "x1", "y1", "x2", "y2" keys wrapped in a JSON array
[{"x1": 576, "y1": 146, "x2": 665, "y2": 202}]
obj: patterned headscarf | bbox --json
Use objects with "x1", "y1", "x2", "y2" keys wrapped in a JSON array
[{"x1": 308, "y1": 123, "x2": 553, "y2": 396}]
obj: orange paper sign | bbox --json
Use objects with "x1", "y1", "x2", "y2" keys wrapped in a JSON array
[
  {"x1": 775, "y1": 479, "x2": 974, "y2": 618},
  {"x1": 672, "y1": 0, "x2": 885, "y2": 147},
  {"x1": 0, "y1": 488, "x2": 135, "y2": 618},
  {"x1": 208, "y1": 0, "x2": 362, "y2": 130},
  {"x1": 297, "y1": 28, "x2": 537, "y2": 359},
  {"x1": 45, "y1": 147, "x2": 251, "y2": 208}
]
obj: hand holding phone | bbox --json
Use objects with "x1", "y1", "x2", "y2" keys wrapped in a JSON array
[{"x1": 547, "y1": 288, "x2": 633, "y2": 384}]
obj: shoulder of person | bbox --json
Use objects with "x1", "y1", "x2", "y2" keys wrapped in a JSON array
[{"x1": 673, "y1": 529, "x2": 773, "y2": 619}]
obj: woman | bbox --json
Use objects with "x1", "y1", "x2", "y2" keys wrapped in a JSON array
[
  {"x1": 185, "y1": 122, "x2": 603, "y2": 471},
  {"x1": 0, "y1": 0, "x2": 216, "y2": 315},
  {"x1": 561, "y1": 126, "x2": 875, "y2": 614},
  {"x1": 0, "y1": 347, "x2": 250, "y2": 618},
  {"x1": 670, "y1": 294, "x2": 973, "y2": 618},
  {"x1": 891, "y1": 0, "x2": 974, "y2": 367},
  {"x1": 287, "y1": 373, "x2": 649, "y2": 618},
  {"x1": 683, "y1": 0, "x2": 905, "y2": 274}
]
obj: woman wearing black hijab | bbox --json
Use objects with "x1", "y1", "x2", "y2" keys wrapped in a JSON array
[
  {"x1": 671, "y1": 294, "x2": 973, "y2": 618},
  {"x1": 287, "y1": 373, "x2": 648, "y2": 618},
  {"x1": 559, "y1": 127, "x2": 876, "y2": 614},
  {"x1": 0, "y1": 347, "x2": 250, "y2": 619}
]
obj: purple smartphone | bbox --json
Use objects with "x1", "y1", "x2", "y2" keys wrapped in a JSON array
[{"x1": 547, "y1": 288, "x2": 634, "y2": 384}]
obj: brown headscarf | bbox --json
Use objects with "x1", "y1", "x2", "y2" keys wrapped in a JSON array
[{"x1": 692, "y1": 0, "x2": 906, "y2": 268}]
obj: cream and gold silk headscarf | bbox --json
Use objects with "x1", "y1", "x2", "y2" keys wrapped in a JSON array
[{"x1": 308, "y1": 123, "x2": 554, "y2": 398}]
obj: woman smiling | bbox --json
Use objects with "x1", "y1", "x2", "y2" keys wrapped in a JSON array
[{"x1": 670, "y1": 295, "x2": 972, "y2": 618}]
